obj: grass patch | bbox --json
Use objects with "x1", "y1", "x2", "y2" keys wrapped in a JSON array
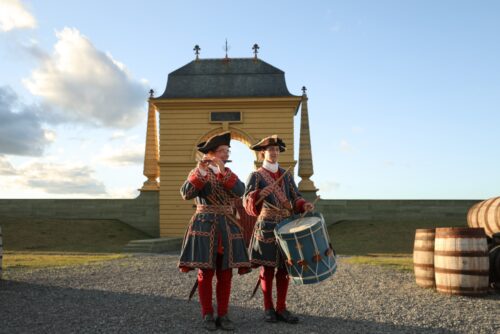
[
  {"x1": 0, "y1": 218, "x2": 151, "y2": 253},
  {"x1": 327, "y1": 219, "x2": 466, "y2": 255},
  {"x1": 2, "y1": 251, "x2": 127, "y2": 269},
  {"x1": 343, "y1": 254, "x2": 413, "y2": 272}
]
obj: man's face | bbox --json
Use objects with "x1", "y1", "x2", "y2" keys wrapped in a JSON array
[
  {"x1": 264, "y1": 146, "x2": 280, "y2": 163},
  {"x1": 209, "y1": 145, "x2": 230, "y2": 161}
]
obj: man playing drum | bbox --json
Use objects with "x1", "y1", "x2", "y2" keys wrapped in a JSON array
[
  {"x1": 178, "y1": 131, "x2": 251, "y2": 331},
  {"x1": 244, "y1": 135, "x2": 314, "y2": 324}
]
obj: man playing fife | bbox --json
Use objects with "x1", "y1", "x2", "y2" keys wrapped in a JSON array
[
  {"x1": 178, "y1": 131, "x2": 251, "y2": 331},
  {"x1": 244, "y1": 135, "x2": 314, "y2": 324}
]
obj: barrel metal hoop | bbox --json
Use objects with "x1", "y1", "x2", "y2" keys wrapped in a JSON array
[
  {"x1": 413, "y1": 247, "x2": 434, "y2": 252},
  {"x1": 413, "y1": 263, "x2": 434, "y2": 269},
  {"x1": 434, "y1": 267, "x2": 489, "y2": 276},
  {"x1": 434, "y1": 250, "x2": 488, "y2": 257}
]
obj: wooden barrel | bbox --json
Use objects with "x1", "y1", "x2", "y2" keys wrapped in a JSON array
[
  {"x1": 466, "y1": 202, "x2": 481, "y2": 228},
  {"x1": 467, "y1": 197, "x2": 500, "y2": 237},
  {"x1": 434, "y1": 227, "x2": 489, "y2": 296},
  {"x1": 413, "y1": 228, "x2": 435, "y2": 288}
]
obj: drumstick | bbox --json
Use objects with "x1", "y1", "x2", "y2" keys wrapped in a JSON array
[
  {"x1": 293, "y1": 196, "x2": 321, "y2": 226},
  {"x1": 263, "y1": 201, "x2": 281, "y2": 211},
  {"x1": 255, "y1": 166, "x2": 292, "y2": 206}
]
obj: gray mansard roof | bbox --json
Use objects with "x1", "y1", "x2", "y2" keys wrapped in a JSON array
[{"x1": 156, "y1": 58, "x2": 297, "y2": 99}]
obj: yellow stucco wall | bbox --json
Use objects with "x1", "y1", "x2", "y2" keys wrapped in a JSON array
[{"x1": 152, "y1": 96, "x2": 301, "y2": 237}]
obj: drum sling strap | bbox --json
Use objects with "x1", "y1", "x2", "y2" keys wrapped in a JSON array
[{"x1": 258, "y1": 168, "x2": 291, "y2": 210}]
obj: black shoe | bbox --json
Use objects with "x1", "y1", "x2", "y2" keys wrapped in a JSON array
[
  {"x1": 264, "y1": 308, "x2": 277, "y2": 323},
  {"x1": 202, "y1": 314, "x2": 217, "y2": 331},
  {"x1": 216, "y1": 315, "x2": 235, "y2": 331},
  {"x1": 276, "y1": 309, "x2": 299, "y2": 324}
]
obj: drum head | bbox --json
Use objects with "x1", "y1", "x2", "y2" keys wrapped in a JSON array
[{"x1": 278, "y1": 216, "x2": 322, "y2": 234}]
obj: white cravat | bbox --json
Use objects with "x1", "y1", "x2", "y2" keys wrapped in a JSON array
[
  {"x1": 209, "y1": 165, "x2": 220, "y2": 174},
  {"x1": 262, "y1": 160, "x2": 279, "y2": 173},
  {"x1": 198, "y1": 167, "x2": 208, "y2": 176},
  {"x1": 198, "y1": 164, "x2": 222, "y2": 176}
]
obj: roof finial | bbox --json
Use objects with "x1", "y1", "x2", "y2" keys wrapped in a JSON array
[
  {"x1": 252, "y1": 43, "x2": 260, "y2": 61},
  {"x1": 302, "y1": 86, "x2": 307, "y2": 95},
  {"x1": 149, "y1": 89, "x2": 154, "y2": 98},
  {"x1": 224, "y1": 38, "x2": 230, "y2": 59},
  {"x1": 221, "y1": 39, "x2": 231, "y2": 64},
  {"x1": 193, "y1": 45, "x2": 201, "y2": 61}
]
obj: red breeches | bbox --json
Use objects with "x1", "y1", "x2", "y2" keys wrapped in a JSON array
[
  {"x1": 197, "y1": 255, "x2": 233, "y2": 317},
  {"x1": 260, "y1": 266, "x2": 289, "y2": 313}
]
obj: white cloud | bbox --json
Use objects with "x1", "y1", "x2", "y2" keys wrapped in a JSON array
[
  {"x1": 0, "y1": 157, "x2": 107, "y2": 195},
  {"x1": 44, "y1": 129, "x2": 56, "y2": 142},
  {"x1": 0, "y1": 0, "x2": 36, "y2": 32},
  {"x1": 68, "y1": 136, "x2": 92, "y2": 150},
  {"x1": 22, "y1": 39, "x2": 49, "y2": 61},
  {"x1": 110, "y1": 130, "x2": 126, "y2": 140},
  {"x1": 107, "y1": 186, "x2": 139, "y2": 199},
  {"x1": 0, "y1": 86, "x2": 52, "y2": 156},
  {"x1": 0, "y1": 155, "x2": 17, "y2": 175},
  {"x1": 318, "y1": 180, "x2": 341, "y2": 195},
  {"x1": 95, "y1": 143, "x2": 144, "y2": 166},
  {"x1": 23, "y1": 27, "x2": 148, "y2": 128},
  {"x1": 339, "y1": 139, "x2": 353, "y2": 152},
  {"x1": 21, "y1": 161, "x2": 107, "y2": 195}
]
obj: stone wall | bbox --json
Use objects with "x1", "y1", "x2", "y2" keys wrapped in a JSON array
[
  {"x1": 0, "y1": 191, "x2": 159, "y2": 237},
  {"x1": 317, "y1": 199, "x2": 481, "y2": 226},
  {"x1": 0, "y1": 195, "x2": 482, "y2": 237}
]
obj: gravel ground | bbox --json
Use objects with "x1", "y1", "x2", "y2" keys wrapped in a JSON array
[{"x1": 0, "y1": 254, "x2": 498, "y2": 334}]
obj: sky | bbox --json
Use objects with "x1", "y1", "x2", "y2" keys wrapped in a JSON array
[{"x1": 0, "y1": 0, "x2": 499, "y2": 200}]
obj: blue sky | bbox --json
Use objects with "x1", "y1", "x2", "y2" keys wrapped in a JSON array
[{"x1": 0, "y1": 0, "x2": 499, "y2": 199}]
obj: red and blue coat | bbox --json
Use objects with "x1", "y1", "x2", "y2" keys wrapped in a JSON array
[
  {"x1": 243, "y1": 167, "x2": 306, "y2": 268},
  {"x1": 178, "y1": 167, "x2": 251, "y2": 271}
]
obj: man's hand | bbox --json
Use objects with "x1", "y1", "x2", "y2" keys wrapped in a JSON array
[
  {"x1": 197, "y1": 155, "x2": 210, "y2": 171},
  {"x1": 210, "y1": 157, "x2": 226, "y2": 175},
  {"x1": 259, "y1": 184, "x2": 274, "y2": 198},
  {"x1": 304, "y1": 202, "x2": 314, "y2": 212}
]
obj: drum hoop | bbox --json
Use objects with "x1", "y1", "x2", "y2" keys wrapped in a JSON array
[
  {"x1": 276, "y1": 224, "x2": 325, "y2": 240},
  {"x1": 276, "y1": 212, "x2": 325, "y2": 229},
  {"x1": 278, "y1": 211, "x2": 321, "y2": 221},
  {"x1": 291, "y1": 263, "x2": 337, "y2": 281}
]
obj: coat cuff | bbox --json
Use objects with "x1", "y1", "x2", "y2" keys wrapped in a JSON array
[
  {"x1": 188, "y1": 168, "x2": 207, "y2": 190},
  {"x1": 244, "y1": 190, "x2": 262, "y2": 216},
  {"x1": 217, "y1": 167, "x2": 238, "y2": 189},
  {"x1": 294, "y1": 198, "x2": 306, "y2": 213}
]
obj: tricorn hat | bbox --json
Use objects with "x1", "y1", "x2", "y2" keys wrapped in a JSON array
[
  {"x1": 250, "y1": 134, "x2": 286, "y2": 152},
  {"x1": 197, "y1": 131, "x2": 231, "y2": 153}
]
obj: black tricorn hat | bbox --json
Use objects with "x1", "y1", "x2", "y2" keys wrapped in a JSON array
[
  {"x1": 197, "y1": 131, "x2": 231, "y2": 153},
  {"x1": 250, "y1": 135, "x2": 286, "y2": 152}
]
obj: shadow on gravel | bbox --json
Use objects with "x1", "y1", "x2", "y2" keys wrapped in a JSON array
[{"x1": 0, "y1": 280, "x2": 462, "y2": 334}]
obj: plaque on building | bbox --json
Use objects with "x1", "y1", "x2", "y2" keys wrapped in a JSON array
[{"x1": 210, "y1": 111, "x2": 242, "y2": 123}]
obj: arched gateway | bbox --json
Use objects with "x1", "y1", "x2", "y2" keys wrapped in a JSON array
[{"x1": 142, "y1": 55, "x2": 317, "y2": 237}]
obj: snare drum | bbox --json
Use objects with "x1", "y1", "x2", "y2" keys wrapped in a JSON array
[{"x1": 275, "y1": 212, "x2": 337, "y2": 285}]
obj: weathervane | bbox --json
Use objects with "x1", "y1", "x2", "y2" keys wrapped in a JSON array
[
  {"x1": 252, "y1": 43, "x2": 260, "y2": 60},
  {"x1": 223, "y1": 38, "x2": 231, "y2": 60},
  {"x1": 193, "y1": 45, "x2": 201, "y2": 61}
]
